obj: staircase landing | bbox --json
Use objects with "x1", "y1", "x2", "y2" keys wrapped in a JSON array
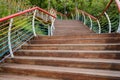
[{"x1": 54, "y1": 20, "x2": 93, "y2": 36}]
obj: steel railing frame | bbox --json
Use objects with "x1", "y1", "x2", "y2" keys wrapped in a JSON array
[
  {"x1": 77, "y1": 0, "x2": 120, "y2": 33},
  {"x1": 0, "y1": 6, "x2": 56, "y2": 61}
]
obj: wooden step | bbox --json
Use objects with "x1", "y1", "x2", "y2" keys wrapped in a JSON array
[
  {"x1": 0, "y1": 73, "x2": 58, "y2": 80},
  {"x1": 22, "y1": 44, "x2": 120, "y2": 50},
  {"x1": 54, "y1": 20, "x2": 93, "y2": 35},
  {"x1": 33, "y1": 33, "x2": 120, "y2": 40},
  {"x1": 6, "y1": 56, "x2": 120, "y2": 70},
  {"x1": 29, "y1": 38, "x2": 120, "y2": 44},
  {"x1": 54, "y1": 31, "x2": 93, "y2": 36},
  {"x1": 0, "y1": 63, "x2": 120, "y2": 80},
  {"x1": 15, "y1": 50, "x2": 120, "y2": 59}
]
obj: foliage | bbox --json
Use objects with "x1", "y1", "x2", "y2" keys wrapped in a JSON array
[
  {"x1": 28, "y1": 0, "x2": 110, "y2": 16},
  {"x1": 0, "y1": 0, "x2": 31, "y2": 18},
  {"x1": 0, "y1": 0, "x2": 119, "y2": 33}
]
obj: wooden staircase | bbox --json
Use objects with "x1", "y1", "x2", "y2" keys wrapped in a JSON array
[
  {"x1": 0, "y1": 20, "x2": 120, "y2": 80},
  {"x1": 54, "y1": 20, "x2": 93, "y2": 35}
]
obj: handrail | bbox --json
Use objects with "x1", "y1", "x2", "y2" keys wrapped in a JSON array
[
  {"x1": 78, "y1": 10, "x2": 101, "y2": 33},
  {"x1": 79, "y1": 10, "x2": 97, "y2": 21},
  {"x1": 57, "y1": 12, "x2": 67, "y2": 17},
  {"x1": 52, "y1": 9, "x2": 67, "y2": 20},
  {"x1": 0, "y1": 7, "x2": 56, "y2": 22},
  {"x1": 0, "y1": 6, "x2": 56, "y2": 62},
  {"x1": 100, "y1": 0, "x2": 120, "y2": 17},
  {"x1": 79, "y1": 0, "x2": 120, "y2": 19},
  {"x1": 77, "y1": 0, "x2": 120, "y2": 33},
  {"x1": 100, "y1": 0, "x2": 114, "y2": 17},
  {"x1": 115, "y1": 0, "x2": 120, "y2": 13}
]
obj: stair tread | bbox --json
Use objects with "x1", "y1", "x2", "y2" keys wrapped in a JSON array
[
  {"x1": 36, "y1": 33, "x2": 120, "y2": 37},
  {"x1": 35, "y1": 34, "x2": 120, "y2": 40},
  {"x1": 18, "y1": 50, "x2": 120, "y2": 53},
  {"x1": 54, "y1": 20, "x2": 92, "y2": 35},
  {"x1": 1, "y1": 63, "x2": 120, "y2": 78},
  {"x1": 0, "y1": 73, "x2": 58, "y2": 80},
  {"x1": 24, "y1": 43, "x2": 120, "y2": 46},
  {"x1": 12, "y1": 56, "x2": 120, "y2": 64},
  {"x1": 30, "y1": 37, "x2": 120, "y2": 40}
]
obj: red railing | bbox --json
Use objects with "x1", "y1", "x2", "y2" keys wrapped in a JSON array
[
  {"x1": 0, "y1": 6, "x2": 57, "y2": 61},
  {"x1": 79, "y1": 10, "x2": 97, "y2": 21},
  {"x1": 57, "y1": 12, "x2": 67, "y2": 18},
  {"x1": 0, "y1": 7, "x2": 56, "y2": 22},
  {"x1": 52, "y1": 9, "x2": 67, "y2": 19},
  {"x1": 80, "y1": 0, "x2": 120, "y2": 20},
  {"x1": 99, "y1": 0, "x2": 120, "y2": 17},
  {"x1": 115, "y1": 0, "x2": 120, "y2": 13},
  {"x1": 77, "y1": 0, "x2": 120, "y2": 33},
  {"x1": 100, "y1": 0, "x2": 114, "y2": 17}
]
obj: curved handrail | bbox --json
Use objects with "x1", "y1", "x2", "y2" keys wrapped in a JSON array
[
  {"x1": 79, "y1": 10, "x2": 97, "y2": 21},
  {"x1": 79, "y1": 0, "x2": 120, "y2": 20},
  {"x1": 99, "y1": 0, "x2": 120, "y2": 17},
  {"x1": 100, "y1": 0, "x2": 114, "y2": 17},
  {"x1": 57, "y1": 12, "x2": 67, "y2": 17},
  {"x1": 78, "y1": 10, "x2": 101, "y2": 33},
  {"x1": 0, "y1": 6, "x2": 56, "y2": 61},
  {"x1": 77, "y1": 0, "x2": 120, "y2": 33},
  {"x1": 53, "y1": 9, "x2": 67, "y2": 20},
  {"x1": 115, "y1": 0, "x2": 120, "y2": 13},
  {"x1": 58, "y1": 12, "x2": 67, "y2": 20},
  {"x1": 0, "y1": 7, "x2": 56, "y2": 22}
]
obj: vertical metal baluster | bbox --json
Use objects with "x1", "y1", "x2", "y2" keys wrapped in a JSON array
[
  {"x1": 42, "y1": 12, "x2": 43, "y2": 19},
  {"x1": 50, "y1": 17, "x2": 54, "y2": 36},
  {"x1": 32, "y1": 10, "x2": 37, "y2": 36},
  {"x1": 8, "y1": 18, "x2": 14, "y2": 58},
  {"x1": 82, "y1": 12, "x2": 86, "y2": 25},
  {"x1": 46, "y1": 14, "x2": 48, "y2": 22},
  {"x1": 50, "y1": 21, "x2": 53, "y2": 36},
  {"x1": 97, "y1": 20, "x2": 101, "y2": 34},
  {"x1": 88, "y1": 16, "x2": 93, "y2": 30},
  {"x1": 117, "y1": 13, "x2": 120, "y2": 33},
  {"x1": 77, "y1": 11, "x2": 80, "y2": 20},
  {"x1": 104, "y1": 12, "x2": 111, "y2": 33},
  {"x1": 48, "y1": 24, "x2": 51, "y2": 36},
  {"x1": 61, "y1": 15, "x2": 63, "y2": 20},
  {"x1": 76, "y1": 9, "x2": 78, "y2": 20}
]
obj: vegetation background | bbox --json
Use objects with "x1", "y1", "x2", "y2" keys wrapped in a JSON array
[
  {"x1": 0, "y1": 0, "x2": 110, "y2": 18},
  {"x1": 0, "y1": 0, "x2": 119, "y2": 33}
]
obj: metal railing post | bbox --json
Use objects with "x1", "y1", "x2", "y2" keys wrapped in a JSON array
[
  {"x1": 8, "y1": 18, "x2": 14, "y2": 58},
  {"x1": 117, "y1": 13, "x2": 120, "y2": 33},
  {"x1": 78, "y1": 12, "x2": 80, "y2": 20},
  {"x1": 76, "y1": 10, "x2": 78, "y2": 20},
  {"x1": 88, "y1": 16, "x2": 93, "y2": 30},
  {"x1": 46, "y1": 14, "x2": 48, "y2": 22},
  {"x1": 61, "y1": 16, "x2": 63, "y2": 20},
  {"x1": 41, "y1": 12, "x2": 43, "y2": 19},
  {"x1": 76, "y1": 10, "x2": 79, "y2": 20},
  {"x1": 50, "y1": 22, "x2": 53, "y2": 36},
  {"x1": 97, "y1": 20, "x2": 101, "y2": 34},
  {"x1": 71, "y1": 14, "x2": 74, "y2": 20},
  {"x1": 32, "y1": 10, "x2": 37, "y2": 36},
  {"x1": 104, "y1": 12, "x2": 112, "y2": 33},
  {"x1": 48, "y1": 24, "x2": 51, "y2": 36},
  {"x1": 82, "y1": 12, "x2": 86, "y2": 25},
  {"x1": 50, "y1": 18, "x2": 55, "y2": 36},
  {"x1": 61, "y1": 15, "x2": 63, "y2": 20}
]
